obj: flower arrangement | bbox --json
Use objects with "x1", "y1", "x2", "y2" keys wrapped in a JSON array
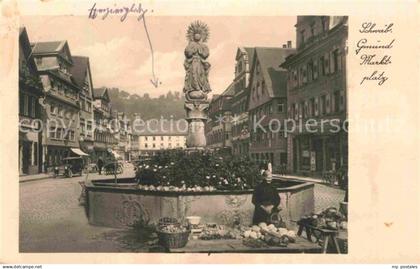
[{"x1": 135, "y1": 149, "x2": 264, "y2": 191}]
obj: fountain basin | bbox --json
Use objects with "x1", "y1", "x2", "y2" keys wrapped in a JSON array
[{"x1": 85, "y1": 178, "x2": 314, "y2": 228}]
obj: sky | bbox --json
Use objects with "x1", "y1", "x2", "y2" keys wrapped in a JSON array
[{"x1": 21, "y1": 16, "x2": 296, "y2": 97}]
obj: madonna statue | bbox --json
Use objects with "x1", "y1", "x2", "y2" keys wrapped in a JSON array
[{"x1": 183, "y1": 21, "x2": 211, "y2": 101}]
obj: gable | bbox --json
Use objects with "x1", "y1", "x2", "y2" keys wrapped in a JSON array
[{"x1": 59, "y1": 42, "x2": 73, "y2": 64}]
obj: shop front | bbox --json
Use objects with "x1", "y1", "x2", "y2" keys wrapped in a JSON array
[
  {"x1": 292, "y1": 132, "x2": 347, "y2": 177},
  {"x1": 19, "y1": 131, "x2": 42, "y2": 175}
]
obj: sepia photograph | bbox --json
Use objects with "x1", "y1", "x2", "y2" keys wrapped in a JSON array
[{"x1": 18, "y1": 13, "x2": 349, "y2": 254}]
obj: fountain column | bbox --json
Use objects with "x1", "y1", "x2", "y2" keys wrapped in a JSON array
[{"x1": 182, "y1": 21, "x2": 212, "y2": 149}]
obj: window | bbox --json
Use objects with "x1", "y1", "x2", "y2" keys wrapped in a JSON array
[
  {"x1": 309, "y1": 98, "x2": 315, "y2": 117},
  {"x1": 153, "y1": 136, "x2": 156, "y2": 141},
  {"x1": 23, "y1": 95, "x2": 29, "y2": 116},
  {"x1": 332, "y1": 49, "x2": 341, "y2": 73},
  {"x1": 268, "y1": 103, "x2": 272, "y2": 114},
  {"x1": 320, "y1": 56, "x2": 326, "y2": 76},
  {"x1": 57, "y1": 128, "x2": 62, "y2": 139},
  {"x1": 168, "y1": 136, "x2": 172, "y2": 140},
  {"x1": 334, "y1": 91, "x2": 340, "y2": 113},
  {"x1": 27, "y1": 96, "x2": 33, "y2": 117},
  {"x1": 320, "y1": 95, "x2": 327, "y2": 115},
  {"x1": 161, "y1": 136, "x2": 164, "y2": 141},
  {"x1": 277, "y1": 103, "x2": 284, "y2": 113},
  {"x1": 152, "y1": 143, "x2": 156, "y2": 148},
  {"x1": 145, "y1": 143, "x2": 148, "y2": 148},
  {"x1": 35, "y1": 57, "x2": 42, "y2": 66},
  {"x1": 300, "y1": 102, "x2": 305, "y2": 119},
  {"x1": 19, "y1": 92, "x2": 24, "y2": 115},
  {"x1": 313, "y1": 60, "x2": 318, "y2": 80}
]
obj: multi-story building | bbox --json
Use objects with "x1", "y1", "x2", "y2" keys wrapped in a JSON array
[
  {"x1": 70, "y1": 56, "x2": 95, "y2": 156},
  {"x1": 231, "y1": 47, "x2": 254, "y2": 156},
  {"x1": 281, "y1": 16, "x2": 348, "y2": 176},
  {"x1": 205, "y1": 84, "x2": 234, "y2": 150},
  {"x1": 32, "y1": 40, "x2": 82, "y2": 167},
  {"x1": 137, "y1": 120, "x2": 188, "y2": 155},
  {"x1": 114, "y1": 111, "x2": 131, "y2": 161},
  {"x1": 18, "y1": 28, "x2": 44, "y2": 175},
  {"x1": 248, "y1": 46, "x2": 295, "y2": 172},
  {"x1": 92, "y1": 88, "x2": 118, "y2": 161}
]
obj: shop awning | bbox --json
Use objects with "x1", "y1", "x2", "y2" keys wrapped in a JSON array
[{"x1": 71, "y1": 148, "x2": 89, "y2": 156}]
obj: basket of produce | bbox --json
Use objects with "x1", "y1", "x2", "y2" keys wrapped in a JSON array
[{"x1": 157, "y1": 224, "x2": 190, "y2": 249}]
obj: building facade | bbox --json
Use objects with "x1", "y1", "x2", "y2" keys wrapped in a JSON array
[
  {"x1": 114, "y1": 111, "x2": 131, "y2": 161},
  {"x1": 137, "y1": 120, "x2": 188, "y2": 155},
  {"x1": 248, "y1": 47, "x2": 295, "y2": 172},
  {"x1": 205, "y1": 84, "x2": 234, "y2": 150},
  {"x1": 32, "y1": 40, "x2": 82, "y2": 168},
  {"x1": 231, "y1": 47, "x2": 254, "y2": 157},
  {"x1": 281, "y1": 16, "x2": 348, "y2": 176},
  {"x1": 18, "y1": 28, "x2": 44, "y2": 175},
  {"x1": 70, "y1": 56, "x2": 95, "y2": 156},
  {"x1": 92, "y1": 88, "x2": 118, "y2": 161}
]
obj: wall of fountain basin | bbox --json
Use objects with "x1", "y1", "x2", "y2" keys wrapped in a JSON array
[{"x1": 85, "y1": 178, "x2": 315, "y2": 228}]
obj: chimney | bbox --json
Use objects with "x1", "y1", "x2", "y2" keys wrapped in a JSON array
[
  {"x1": 282, "y1": 44, "x2": 287, "y2": 48},
  {"x1": 287, "y1": 40, "x2": 292, "y2": 48}
]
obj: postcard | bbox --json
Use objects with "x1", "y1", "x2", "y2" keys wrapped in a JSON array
[{"x1": 0, "y1": 0, "x2": 418, "y2": 264}]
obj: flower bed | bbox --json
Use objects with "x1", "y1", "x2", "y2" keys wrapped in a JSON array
[{"x1": 135, "y1": 150, "x2": 265, "y2": 190}]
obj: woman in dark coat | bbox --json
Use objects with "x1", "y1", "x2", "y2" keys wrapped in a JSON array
[{"x1": 251, "y1": 171, "x2": 280, "y2": 225}]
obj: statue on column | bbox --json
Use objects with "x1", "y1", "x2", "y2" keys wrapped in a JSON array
[
  {"x1": 183, "y1": 21, "x2": 211, "y2": 101},
  {"x1": 183, "y1": 21, "x2": 211, "y2": 148}
]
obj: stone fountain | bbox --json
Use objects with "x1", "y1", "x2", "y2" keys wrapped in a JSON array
[{"x1": 84, "y1": 21, "x2": 315, "y2": 229}]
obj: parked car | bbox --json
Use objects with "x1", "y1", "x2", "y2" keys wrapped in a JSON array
[{"x1": 62, "y1": 157, "x2": 85, "y2": 178}]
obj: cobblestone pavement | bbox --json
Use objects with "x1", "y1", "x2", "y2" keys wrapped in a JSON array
[
  {"x1": 19, "y1": 163, "x2": 139, "y2": 252},
  {"x1": 20, "y1": 164, "x2": 346, "y2": 252}
]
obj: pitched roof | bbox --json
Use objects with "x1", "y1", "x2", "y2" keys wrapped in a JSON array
[
  {"x1": 221, "y1": 81, "x2": 235, "y2": 96},
  {"x1": 31, "y1": 40, "x2": 73, "y2": 64},
  {"x1": 253, "y1": 47, "x2": 295, "y2": 98},
  {"x1": 19, "y1": 27, "x2": 37, "y2": 74},
  {"x1": 31, "y1": 41, "x2": 66, "y2": 54},
  {"x1": 70, "y1": 56, "x2": 90, "y2": 88},
  {"x1": 244, "y1": 47, "x2": 255, "y2": 64},
  {"x1": 93, "y1": 88, "x2": 109, "y2": 100}
]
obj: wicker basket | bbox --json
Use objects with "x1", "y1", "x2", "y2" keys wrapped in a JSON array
[{"x1": 157, "y1": 229, "x2": 190, "y2": 249}]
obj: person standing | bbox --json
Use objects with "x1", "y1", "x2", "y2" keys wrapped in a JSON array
[
  {"x1": 251, "y1": 169, "x2": 280, "y2": 225},
  {"x1": 97, "y1": 157, "x2": 104, "y2": 175}
]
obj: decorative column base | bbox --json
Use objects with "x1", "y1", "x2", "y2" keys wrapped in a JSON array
[{"x1": 184, "y1": 101, "x2": 209, "y2": 149}]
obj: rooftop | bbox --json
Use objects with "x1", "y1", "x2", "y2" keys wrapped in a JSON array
[
  {"x1": 31, "y1": 41, "x2": 66, "y2": 54},
  {"x1": 70, "y1": 56, "x2": 90, "y2": 88}
]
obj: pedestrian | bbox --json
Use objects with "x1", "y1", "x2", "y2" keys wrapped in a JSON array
[
  {"x1": 251, "y1": 170, "x2": 280, "y2": 225},
  {"x1": 97, "y1": 157, "x2": 104, "y2": 175}
]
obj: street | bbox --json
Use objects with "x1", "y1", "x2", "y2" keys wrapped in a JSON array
[
  {"x1": 20, "y1": 164, "x2": 345, "y2": 252},
  {"x1": 19, "y1": 164, "x2": 138, "y2": 252}
]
